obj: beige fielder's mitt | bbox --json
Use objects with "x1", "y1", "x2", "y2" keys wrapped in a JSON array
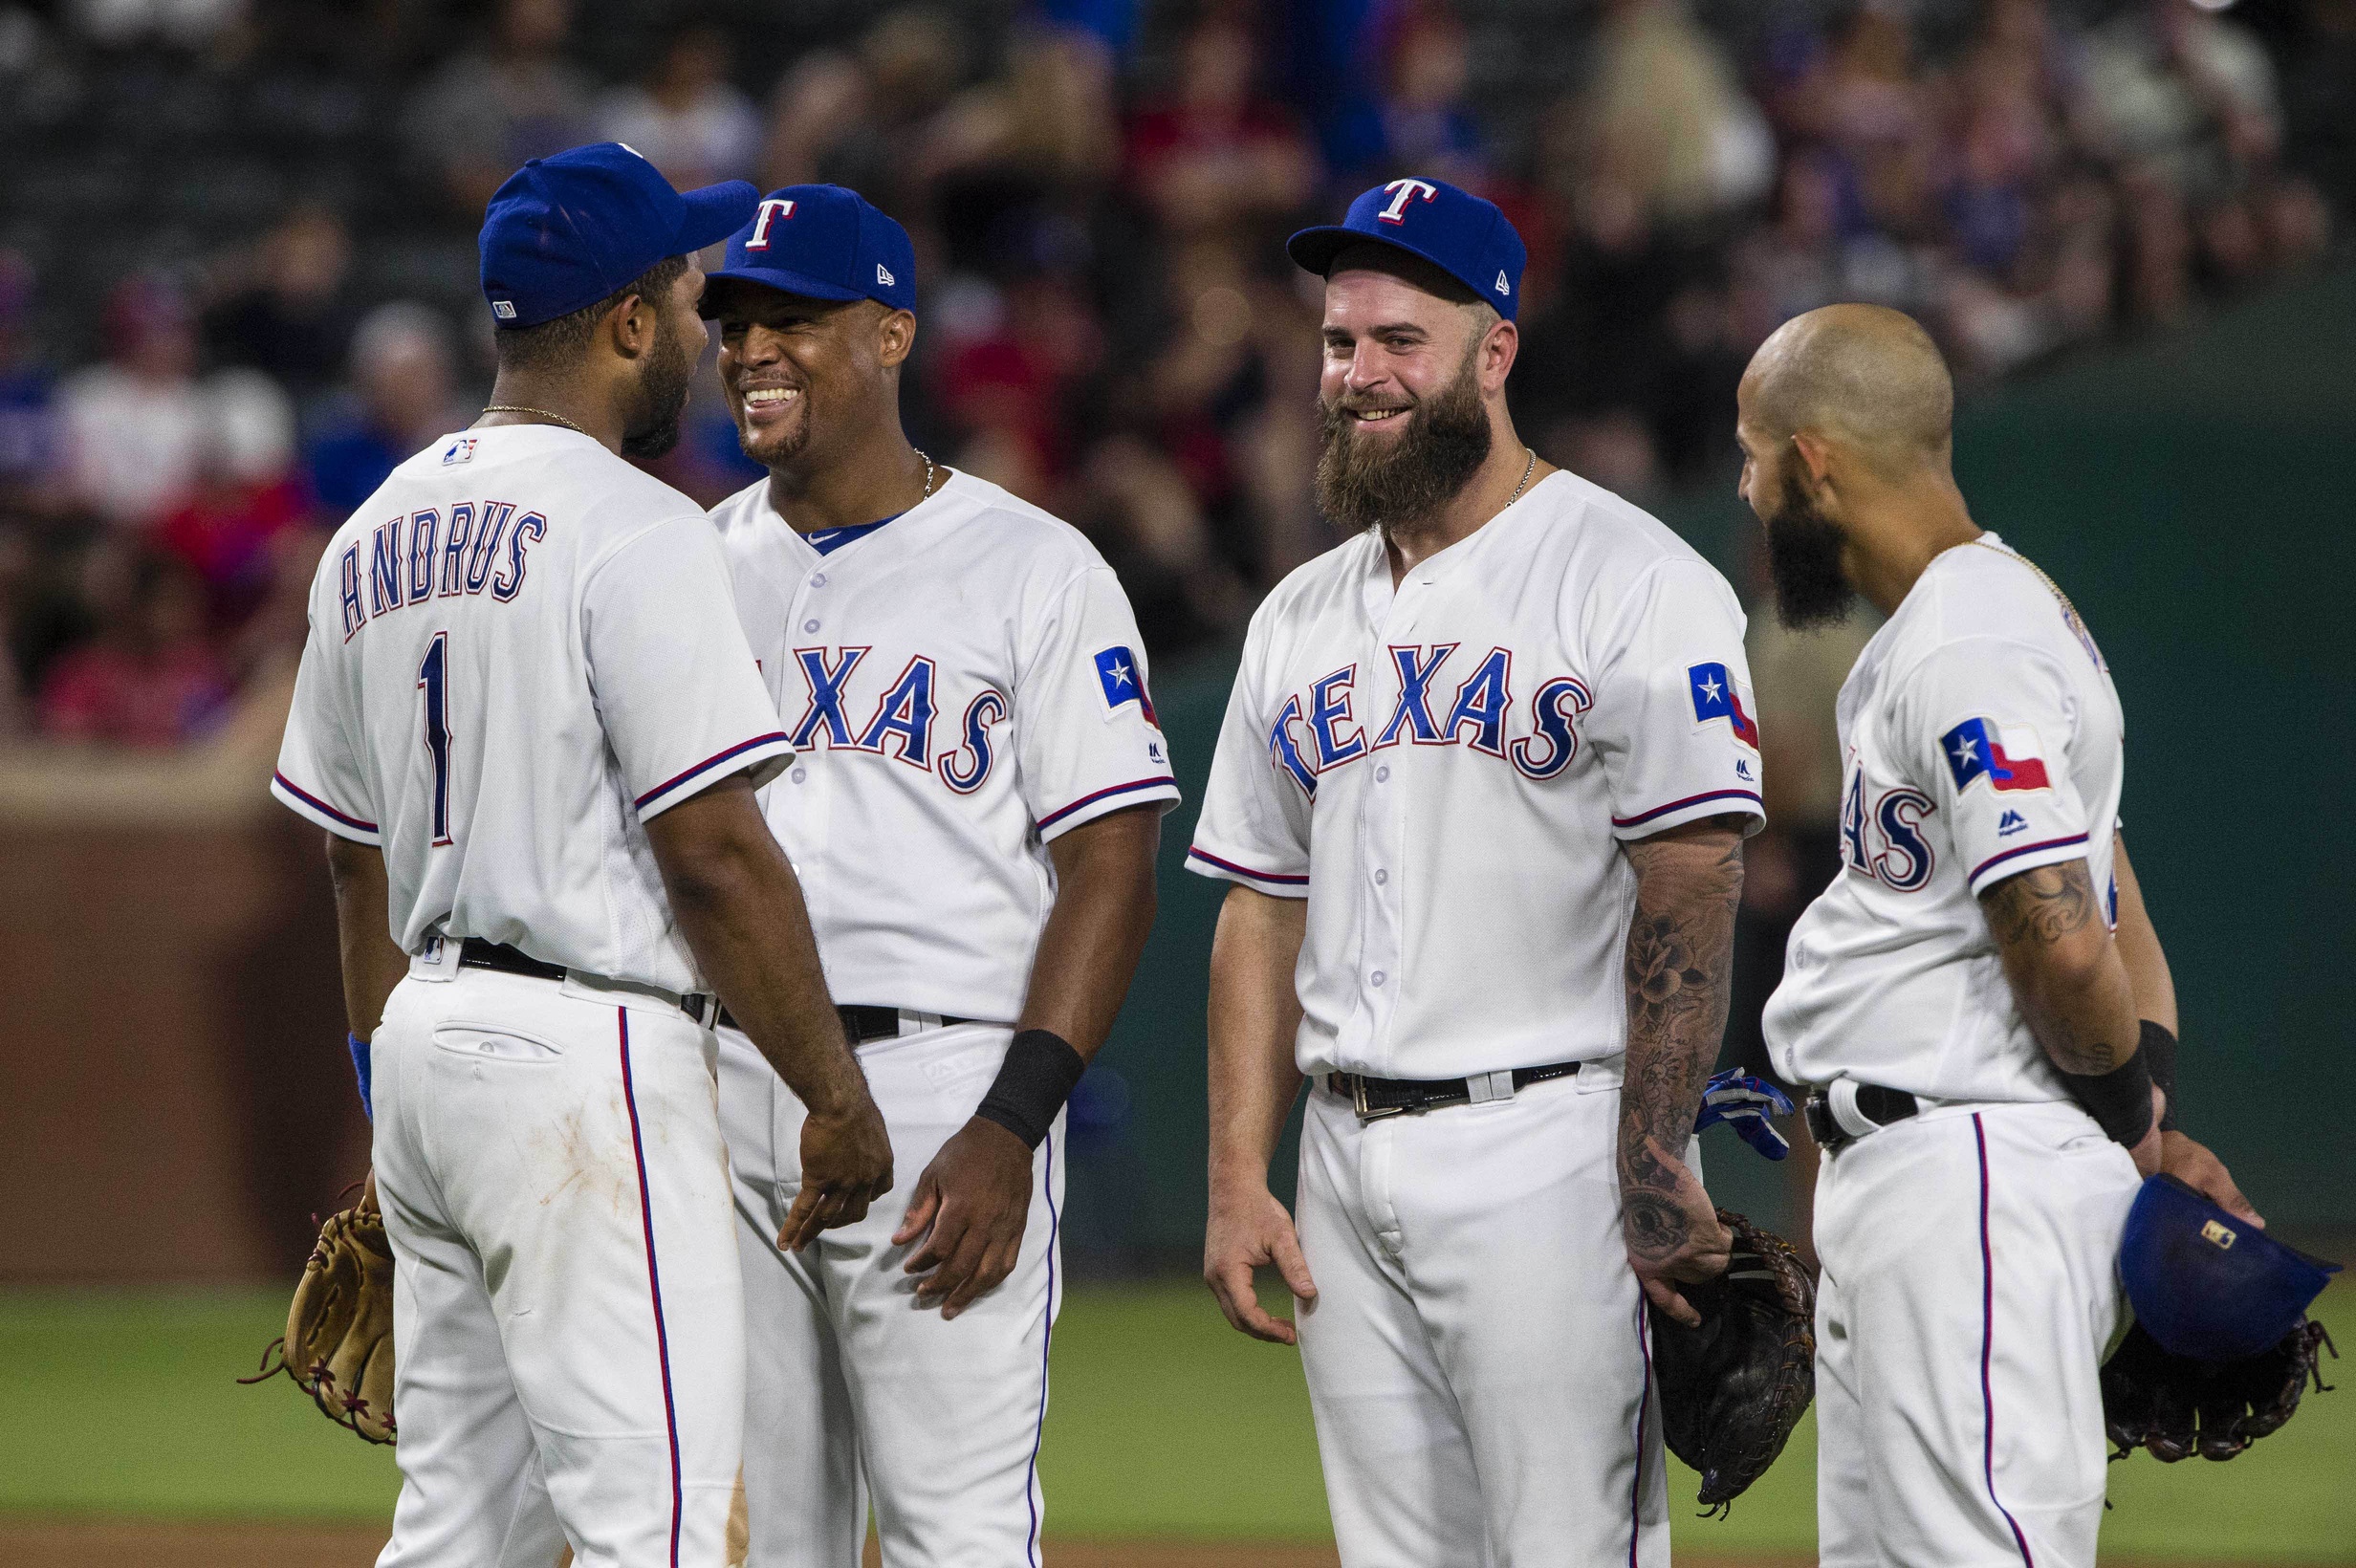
[{"x1": 241, "y1": 1197, "x2": 397, "y2": 1444}]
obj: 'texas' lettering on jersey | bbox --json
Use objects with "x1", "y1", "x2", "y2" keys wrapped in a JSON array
[
  {"x1": 1264, "y1": 644, "x2": 1598, "y2": 795},
  {"x1": 780, "y1": 644, "x2": 1161, "y2": 795},
  {"x1": 338, "y1": 501, "x2": 547, "y2": 639}
]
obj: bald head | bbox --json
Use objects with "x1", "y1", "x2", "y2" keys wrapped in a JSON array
[{"x1": 1742, "y1": 304, "x2": 1953, "y2": 477}]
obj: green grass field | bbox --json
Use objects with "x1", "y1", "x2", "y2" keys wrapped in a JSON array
[{"x1": 1, "y1": 1280, "x2": 2348, "y2": 1559}]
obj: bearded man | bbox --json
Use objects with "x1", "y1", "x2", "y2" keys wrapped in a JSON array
[{"x1": 1189, "y1": 178, "x2": 1767, "y2": 1566}]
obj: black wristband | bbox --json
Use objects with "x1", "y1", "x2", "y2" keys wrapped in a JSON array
[
  {"x1": 974, "y1": 1029, "x2": 1085, "y2": 1149},
  {"x1": 2140, "y1": 1019, "x2": 2180, "y2": 1134},
  {"x1": 2056, "y1": 1047, "x2": 2155, "y2": 1148}
]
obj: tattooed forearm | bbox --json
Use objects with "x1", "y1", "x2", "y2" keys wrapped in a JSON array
[
  {"x1": 1616, "y1": 821, "x2": 1744, "y2": 1253},
  {"x1": 1980, "y1": 860, "x2": 2096, "y2": 947},
  {"x1": 1979, "y1": 858, "x2": 2140, "y2": 1080}
]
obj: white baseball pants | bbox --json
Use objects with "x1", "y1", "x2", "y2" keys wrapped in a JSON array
[
  {"x1": 717, "y1": 1021, "x2": 1065, "y2": 1568},
  {"x1": 1812, "y1": 1099, "x2": 2141, "y2": 1568},
  {"x1": 370, "y1": 951, "x2": 746, "y2": 1568},
  {"x1": 1293, "y1": 1064, "x2": 1672, "y2": 1568}
]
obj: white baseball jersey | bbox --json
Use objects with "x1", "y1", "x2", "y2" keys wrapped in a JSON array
[
  {"x1": 1187, "y1": 469, "x2": 1765, "y2": 1080},
  {"x1": 1764, "y1": 534, "x2": 2126, "y2": 1103},
  {"x1": 272, "y1": 425, "x2": 792, "y2": 995},
  {"x1": 709, "y1": 468, "x2": 1180, "y2": 1022}
]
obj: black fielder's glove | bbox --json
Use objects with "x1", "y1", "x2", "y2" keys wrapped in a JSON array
[
  {"x1": 1647, "y1": 1209, "x2": 1816, "y2": 1514},
  {"x1": 2102, "y1": 1317, "x2": 2336, "y2": 1463}
]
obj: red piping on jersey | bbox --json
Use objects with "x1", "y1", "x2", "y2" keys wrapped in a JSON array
[
  {"x1": 619, "y1": 1011, "x2": 686, "y2": 1567},
  {"x1": 272, "y1": 772, "x2": 379, "y2": 834},
  {"x1": 1186, "y1": 847, "x2": 1310, "y2": 886},
  {"x1": 634, "y1": 732, "x2": 792, "y2": 810},
  {"x1": 1610, "y1": 787, "x2": 1763, "y2": 830},
  {"x1": 1968, "y1": 833, "x2": 2090, "y2": 889},
  {"x1": 1975, "y1": 1113, "x2": 2038, "y2": 1567},
  {"x1": 1022, "y1": 1125, "x2": 1061, "y2": 1566},
  {"x1": 1035, "y1": 774, "x2": 1178, "y2": 831},
  {"x1": 1628, "y1": 1292, "x2": 1654, "y2": 1566}
]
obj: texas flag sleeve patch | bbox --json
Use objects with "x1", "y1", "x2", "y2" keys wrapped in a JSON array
[
  {"x1": 1095, "y1": 646, "x2": 1158, "y2": 724},
  {"x1": 1688, "y1": 662, "x2": 1760, "y2": 749},
  {"x1": 1940, "y1": 717, "x2": 2052, "y2": 793}
]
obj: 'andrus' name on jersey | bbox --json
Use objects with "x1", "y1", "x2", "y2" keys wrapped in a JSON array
[{"x1": 339, "y1": 501, "x2": 547, "y2": 639}]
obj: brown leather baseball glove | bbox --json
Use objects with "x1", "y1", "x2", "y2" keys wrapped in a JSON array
[
  {"x1": 1647, "y1": 1209, "x2": 1816, "y2": 1514},
  {"x1": 241, "y1": 1194, "x2": 397, "y2": 1444},
  {"x1": 2103, "y1": 1317, "x2": 2335, "y2": 1463}
]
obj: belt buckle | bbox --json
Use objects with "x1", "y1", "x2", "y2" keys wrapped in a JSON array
[{"x1": 1346, "y1": 1073, "x2": 1409, "y2": 1122}]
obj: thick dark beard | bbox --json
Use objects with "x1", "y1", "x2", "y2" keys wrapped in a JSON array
[
  {"x1": 621, "y1": 310, "x2": 694, "y2": 461},
  {"x1": 1764, "y1": 468, "x2": 1857, "y2": 629},
  {"x1": 1315, "y1": 349, "x2": 1493, "y2": 535}
]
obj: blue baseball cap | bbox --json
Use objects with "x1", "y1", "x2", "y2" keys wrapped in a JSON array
[
  {"x1": 2119, "y1": 1175, "x2": 2340, "y2": 1361},
  {"x1": 480, "y1": 142, "x2": 758, "y2": 329},
  {"x1": 702, "y1": 185, "x2": 918, "y2": 316},
  {"x1": 1288, "y1": 177, "x2": 1527, "y2": 321}
]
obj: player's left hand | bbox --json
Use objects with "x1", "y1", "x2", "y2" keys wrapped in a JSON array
[
  {"x1": 1623, "y1": 1136, "x2": 1733, "y2": 1329},
  {"x1": 2161, "y1": 1128, "x2": 2264, "y2": 1229},
  {"x1": 895, "y1": 1117, "x2": 1036, "y2": 1318}
]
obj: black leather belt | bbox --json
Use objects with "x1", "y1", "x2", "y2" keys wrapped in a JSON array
[
  {"x1": 715, "y1": 1002, "x2": 976, "y2": 1044},
  {"x1": 457, "y1": 938, "x2": 716, "y2": 1025},
  {"x1": 1326, "y1": 1060, "x2": 1582, "y2": 1121},
  {"x1": 1804, "y1": 1083, "x2": 1922, "y2": 1150}
]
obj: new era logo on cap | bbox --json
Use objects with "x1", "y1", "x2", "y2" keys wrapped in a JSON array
[
  {"x1": 878, "y1": 263, "x2": 895, "y2": 286},
  {"x1": 1287, "y1": 177, "x2": 1529, "y2": 319}
]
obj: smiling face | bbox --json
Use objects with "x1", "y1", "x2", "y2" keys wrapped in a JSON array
[
  {"x1": 1313, "y1": 262, "x2": 1503, "y2": 533},
  {"x1": 709, "y1": 282, "x2": 908, "y2": 472}
]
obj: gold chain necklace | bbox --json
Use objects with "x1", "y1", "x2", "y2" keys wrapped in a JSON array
[
  {"x1": 913, "y1": 447, "x2": 938, "y2": 498},
  {"x1": 480, "y1": 404, "x2": 591, "y2": 438},
  {"x1": 1971, "y1": 537, "x2": 2083, "y2": 624}
]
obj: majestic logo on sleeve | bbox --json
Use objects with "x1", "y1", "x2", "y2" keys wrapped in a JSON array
[
  {"x1": 1940, "y1": 718, "x2": 2051, "y2": 793},
  {"x1": 1688, "y1": 662, "x2": 1759, "y2": 749},
  {"x1": 1094, "y1": 646, "x2": 1159, "y2": 724}
]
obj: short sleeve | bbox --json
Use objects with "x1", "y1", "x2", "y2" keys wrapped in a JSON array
[
  {"x1": 272, "y1": 606, "x2": 381, "y2": 844},
  {"x1": 1185, "y1": 612, "x2": 1311, "y2": 898},
  {"x1": 1891, "y1": 638, "x2": 2092, "y2": 897},
  {"x1": 583, "y1": 515, "x2": 793, "y2": 819},
  {"x1": 1583, "y1": 560, "x2": 1768, "y2": 839},
  {"x1": 1014, "y1": 567, "x2": 1182, "y2": 839}
]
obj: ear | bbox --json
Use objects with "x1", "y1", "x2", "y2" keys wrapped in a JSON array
[
  {"x1": 1479, "y1": 316, "x2": 1518, "y2": 395},
  {"x1": 877, "y1": 307, "x2": 917, "y2": 371},
  {"x1": 1790, "y1": 429, "x2": 1839, "y2": 491},
  {"x1": 606, "y1": 292, "x2": 657, "y2": 361}
]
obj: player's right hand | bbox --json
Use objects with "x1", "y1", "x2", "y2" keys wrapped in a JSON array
[
  {"x1": 781, "y1": 1097, "x2": 894, "y2": 1252},
  {"x1": 1622, "y1": 1136, "x2": 1732, "y2": 1329},
  {"x1": 1204, "y1": 1183, "x2": 1317, "y2": 1345},
  {"x1": 2161, "y1": 1128, "x2": 2263, "y2": 1228}
]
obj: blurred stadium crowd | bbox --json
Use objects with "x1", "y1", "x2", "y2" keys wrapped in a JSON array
[{"x1": 0, "y1": 0, "x2": 2347, "y2": 748}]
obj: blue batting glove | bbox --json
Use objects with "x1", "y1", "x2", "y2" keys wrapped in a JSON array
[
  {"x1": 349, "y1": 1033, "x2": 373, "y2": 1123},
  {"x1": 1694, "y1": 1069, "x2": 1795, "y2": 1160}
]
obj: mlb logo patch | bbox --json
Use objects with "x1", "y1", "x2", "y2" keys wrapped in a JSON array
[
  {"x1": 491, "y1": 300, "x2": 517, "y2": 320},
  {"x1": 441, "y1": 438, "x2": 477, "y2": 466},
  {"x1": 1688, "y1": 662, "x2": 1759, "y2": 749},
  {"x1": 1940, "y1": 718, "x2": 2051, "y2": 793},
  {"x1": 1094, "y1": 646, "x2": 1157, "y2": 723}
]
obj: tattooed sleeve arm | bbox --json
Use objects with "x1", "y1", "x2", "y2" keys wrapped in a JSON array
[
  {"x1": 1978, "y1": 859, "x2": 2142, "y2": 1078},
  {"x1": 1617, "y1": 816, "x2": 1745, "y2": 1324}
]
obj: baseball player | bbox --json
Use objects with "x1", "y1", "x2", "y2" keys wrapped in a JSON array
[
  {"x1": 271, "y1": 145, "x2": 891, "y2": 1567},
  {"x1": 1194, "y1": 178, "x2": 1766, "y2": 1566},
  {"x1": 696, "y1": 185, "x2": 1178, "y2": 1565},
  {"x1": 1734, "y1": 303, "x2": 2259, "y2": 1566}
]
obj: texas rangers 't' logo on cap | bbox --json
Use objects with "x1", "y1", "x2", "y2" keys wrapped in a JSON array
[{"x1": 1286, "y1": 177, "x2": 1528, "y2": 320}]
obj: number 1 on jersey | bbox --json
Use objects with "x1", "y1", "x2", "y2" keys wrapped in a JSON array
[{"x1": 418, "y1": 632, "x2": 453, "y2": 845}]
